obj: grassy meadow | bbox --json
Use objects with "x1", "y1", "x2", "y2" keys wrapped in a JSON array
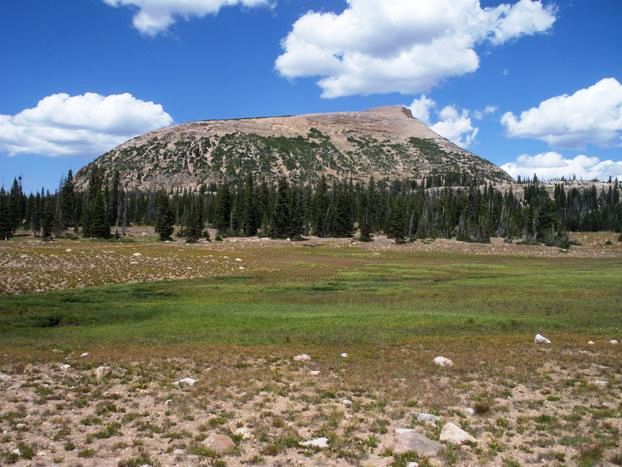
[{"x1": 1, "y1": 240, "x2": 621, "y2": 354}]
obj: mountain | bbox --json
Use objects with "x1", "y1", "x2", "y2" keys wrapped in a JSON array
[{"x1": 75, "y1": 106, "x2": 513, "y2": 191}]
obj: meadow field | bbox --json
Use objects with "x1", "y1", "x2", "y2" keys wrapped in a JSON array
[{"x1": 0, "y1": 232, "x2": 621, "y2": 466}]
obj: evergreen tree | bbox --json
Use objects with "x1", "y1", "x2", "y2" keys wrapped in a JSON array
[
  {"x1": 386, "y1": 197, "x2": 407, "y2": 243},
  {"x1": 59, "y1": 170, "x2": 76, "y2": 229},
  {"x1": 358, "y1": 190, "x2": 373, "y2": 242},
  {"x1": 214, "y1": 181, "x2": 232, "y2": 235},
  {"x1": 288, "y1": 185, "x2": 305, "y2": 240},
  {"x1": 272, "y1": 178, "x2": 290, "y2": 239},
  {"x1": 41, "y1": 195, "x2": 55, "y2": 240},
  {"x1": 0, "y1": 188, "x2": 12, "y2": 240},
  {"x1": 154, "y1": 191, "x2": 175, "y2": 241}
]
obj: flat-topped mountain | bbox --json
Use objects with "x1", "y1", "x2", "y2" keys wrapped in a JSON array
[{"x1": 76, "y1": 106, "x2": 512, "y2": 190}]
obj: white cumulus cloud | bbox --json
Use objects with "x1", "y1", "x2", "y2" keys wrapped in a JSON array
[
  {"x1": 501, "y1": 152, "x2": 622, "y2": 181},
  {"x1": 501, "y1": 77, "x2": 622, "y2": 148},
  {"x1": 276, "y1": 0, "x2": 556, "y2": 98},
  {"x1": 102, "y1": 0, "x2": 272, "y2": 36},
  {"x1": 407, "y1": 96, "x2": 479, "y2": 148},
  {"x1": 0, "y1": 92, "x2": 173, "y2": 157}
]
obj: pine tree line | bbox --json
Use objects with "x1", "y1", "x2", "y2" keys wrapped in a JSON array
[{"x1": 1, "y1": 172, "x2": 621, "y2": 246}]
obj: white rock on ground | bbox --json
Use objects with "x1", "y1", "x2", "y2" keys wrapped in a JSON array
[
  {"x1": 439, "y1": 422, "x2": 476, "y2": 445},
  {"x1": 534, "y1": 334, "x2": 551, "y2": 344},
  {"x1": 342, "y1": 399, "x2": 352, "y2": 407},
  {"x1": 174, "y1": 377, "x2": 197, "y2": 387},
  {"x1": 588, "y1": 341, "x2": 595, "y2": 345},
  {"x1": 58, "y1": 364, "x2": 71, "y2": 370},
  {"x1": 203, "y1": 433, "x2": 235, "y2": 453},
  {"x1": 132, "y1": 252, "x2": 142, "y2": 257},
  {"x1": 300, "y1": 437, "x2": 329, "y2": 449},
  {"x1": 293, "y1": 354, "x2": 311, "y2": 362},
  {"x1": 80, "y1": 352, "x2": 89, "y2": 358},
  {"x1": 406, "y1": 463, "x2": 419, "y2": 467},
  {"x1": 433, "y1": 356, "x2": 453, "y2": 367},
  {"x1": 0, "y1": 372, "x2": 10, "y2": 382},
  {"x1": 309, "y1": 370, "x2": 320, "y2": 376},
  {"x1": 417, "y1": 413, "x2": 439, "y2": 424},
  {"x1": 340, "y1": 353, "x2": 348, "y2": 358},
  {"x1": 610, "y1": 339, "x2": 619, "y2": 345},
  {"x1": 394, "y1": 428, "x2": 442, "y2": 457},
  {"x1": 462, "y1": 407, "x2": 475, "y2": 416},
  {"x1": 94, "y1": 366, "x2": 110, "y2": 382}
]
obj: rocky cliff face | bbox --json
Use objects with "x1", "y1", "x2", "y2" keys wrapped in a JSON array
[{"x1": 76, "y1": 106, "x2": 512, "y2": 190}]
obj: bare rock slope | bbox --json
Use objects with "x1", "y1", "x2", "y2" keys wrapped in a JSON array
[{"x1": 76, "y1": 106, "x2": 512, "y2": 190}]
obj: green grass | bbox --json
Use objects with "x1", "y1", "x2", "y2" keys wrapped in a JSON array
[{"x1": 0, "y1": 248, "x2": 621, "y2": 352}]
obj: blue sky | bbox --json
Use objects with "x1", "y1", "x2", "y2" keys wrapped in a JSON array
[{"x1": 1, "y1": 0, "x2": 621, "y2": 192}]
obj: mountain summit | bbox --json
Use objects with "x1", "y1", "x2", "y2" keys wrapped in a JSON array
[{"x1": 76, "y1": 106, "x2": 512, "y2": 190}]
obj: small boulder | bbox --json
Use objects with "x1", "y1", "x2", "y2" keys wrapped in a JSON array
[
  {"x1": 203, "y1": 433, "x2": 235, "y2": 454},
  {"x1": 610, "y1": 339, "x2": 619, "y2": 345},
  {"x1": 394, "y1": 428, "x2": 442, "y2": 457},
  {"x1": 94, "y1": 366, "x2": 110, "y2": 382},
  {"x1": 587, "y1": 341, "x2": 595, "y2": 345},
  {"x1": 340, "y1": 353, "x2": 348, "y2": 358},
  {"x1": 433, "y1": 356, "x2": 453, "y2": 367},
  {"x1": 534, "y1": 334, "x2": 551, "y2": 344},
  {"x1": 342, "y1": 399, "x2": 352, "y2": 407},
  {"x1": 174, "y1": 377, "x2": 197, "y2": 387},
  {"x1": 80, "y1": 352, "x2": 89, "y2": 358},
  {"x1": 58, "y1": 363, "x2": 71, "y2": 370},
  {"x1": 308, "y1": 370, "x2": 320, "y2": 376},
  {"x1": 300, "y1": 437, "x2": 329, "y2": 449},
  {"x1": 416, "y1": 413, "x2": 439, "y2": 424},
  {"x1": 462, "y1": 407, "x2": 475, "y2": 416},
  {"x1": 293, "y1": 354, "x2": 311, "y2": 362},
  {"x1": 439, "y1": 422, "x2": 475, "y2": 445}
]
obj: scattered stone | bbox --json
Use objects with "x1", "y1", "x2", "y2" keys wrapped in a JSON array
[
  {"x1": 65, "y1": 249, "x2": 72, "y2": 252},
  {"x1": 407, "y1": 463, "x2": 419, "y2": 467},
  {"x1": 11, "y1": 448, "x2": 21, "y2": 457},
  {"x1": 462, "y1": 407, "x2": 475, "y2": 416},
  {"x1": 342, "y1": 399, "x2": 353, "y2": 407},
  {"x1": 300, "y1": 437, "x2": 329, "y2": 449},
  {"x1": 80, "y1": 352, "x2": 89, "y2": 358},
  {"x1": 94, "y1": 366, "x2": 110, "y2": 382},
  {"x1": 132, "y1": 252, "x2": 142, "y2": 257},
  {"x1": 308, "y1": 370, "x2": 320, "y2": 376},
  {"x1": 440, "y1": 422, "x2": 476, "y2": 445},
  {"x1": 0, "y1": 372, "x2": 10, "y2": 382},
  {"x1": 417, "y1": 413, "x2": 439, "y2": 424},
  {"x1": 174, "y1": 377, "x2": 197, "y2": 387},
  {"x1": 164, "y1": 399, "x2": 173, "y2": 406},
  {"x1": 173, "y1": 449, "x2": 186, "y2": 456},
  {"x1": 58, "y1": 363, "x2": 71, "y2": 370},
  {"x1": 433, "y1": 356, "x2": 453, "y2": 367},
  {"x1": 203, "y1": 433, "x2": 235, "y2": 453},
  {"x1": 340, "y1": 352, "x2": 348, "y2": 358},
  {"x1": 293, "y1": 354, "x2": 311, "y2": 362},
  {"x1": 610, "y1": 339, "x2": 619, "y2": 345},
  {"x1": 534, "y1": 334, "x2": 551, "y2": 344},
  {"x1": 394, "y1": 428, "x2": 442, "y2": 457},
  {"x1": 591, "y1": 379, "x2": 607, "y2": 387},
  {"x1": 588, "y1": 341, "x2": 595, "y2": 345},
  {"x1": 235, "y1": 258, "x2": 243, "y2": 262}
]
